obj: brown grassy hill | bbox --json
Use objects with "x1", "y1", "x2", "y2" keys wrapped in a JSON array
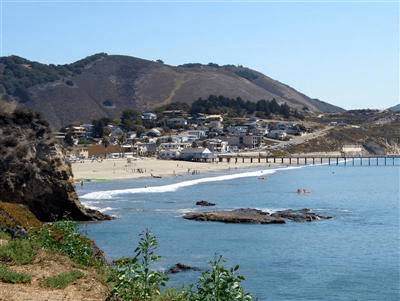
[{"x1": 0, "y1": 53, "x2": 344, "y2": 129}]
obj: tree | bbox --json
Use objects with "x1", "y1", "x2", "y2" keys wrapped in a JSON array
[
  {"x1": 102, "y1": 137, "x2": 110, "y2": 158},
  {"x1": 121, "y1": 109, "x2": 145, "y2": 132},
  {"x1": 92, "y1": 117, "x2": 112, "y2": 138}
]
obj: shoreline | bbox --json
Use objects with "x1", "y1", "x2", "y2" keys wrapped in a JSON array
[{"x1": 71, "y1": 157, "x2": 283, "y2": 182}]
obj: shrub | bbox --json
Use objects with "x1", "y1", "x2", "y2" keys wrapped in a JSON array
[
  {"x1": 28, "y1": 220, "x2": 94, "y2": 266},
  {"x1": 43, "y1": 270, "x2": 84, "y2": 289},
  {"x1": 0, "y1": 238, "x2": 36, "y2": 264},
  {"x1": 0, "y1": 264, "x2": 31, "y2": 283},
  {"x1": 0, "y1": 231, "x2": 11, "y2": 240}
]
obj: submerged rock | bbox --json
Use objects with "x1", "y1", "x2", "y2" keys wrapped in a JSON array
[
  {"x1": 296, "y1": 188, "x2": 311, "y2": 194},
  {"x1": 167, "y1": 263, "x2": 200, "y2": 274},
  {"x1": 183, "y1": 208, "x2": 331, "y2": 224},
  {"x1": 196, "y1": 200, "x2": 216, "y2": 206}
]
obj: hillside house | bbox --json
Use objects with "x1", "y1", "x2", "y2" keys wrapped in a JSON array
[
  {"x1": 185, "y1": 130, "x2": 207, "y2": 139},
  {"x1": 267, "y1": 130, "x2": 287, "y2": 140},
  {"x1": 159, "y1": 142, "x2": 191, "y2": 150},
  {"x1": 166, "y1": 118, "x2": 188, "y2": 129},
  {"x1": 222, "y1": 135, "x2": 262, "y2": 149},
  {"x1": 342, "y1": 144, "x2": 363, "y2": 155},
  {"x1": 141, "y1": 112, "x2": 157, "y2": 121}
]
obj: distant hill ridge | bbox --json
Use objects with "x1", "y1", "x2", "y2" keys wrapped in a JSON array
[{"x1": 0, "y1": 53, "x2": 344, "y2": 129}]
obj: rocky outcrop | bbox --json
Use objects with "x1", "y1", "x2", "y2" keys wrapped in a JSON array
[
  {"x1": 0, "y1": 101, "x2": 111, "y2": 225},
  {"x1": 183, "y1": 208, "x2": 331, "y2": 224}
]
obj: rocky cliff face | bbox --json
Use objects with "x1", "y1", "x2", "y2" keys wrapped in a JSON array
[{"x1": 0, "y1": 100, "x2": 111, "y2": 223}]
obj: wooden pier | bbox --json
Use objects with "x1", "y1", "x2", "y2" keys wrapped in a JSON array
[{"x1": 213, "y1": 154, "x2": 400, "y2": 166}]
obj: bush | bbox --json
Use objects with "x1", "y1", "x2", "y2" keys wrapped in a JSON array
[
  {"x1": 28, "y1": 220, "x2": 94, "y2": 266},
  {"x1": 0, "y1": 264, "x2": 31, "y2": 283},
  {"x1": 43, "y1": 270, "x2": 84, "y2": 289},
  {"x1": 0, "y1": 238, "x2": 36, "y2": 264}
]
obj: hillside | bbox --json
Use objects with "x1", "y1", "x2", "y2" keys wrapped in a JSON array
[
  {"x1": 389, "y1": 104, "x2": 400, "y2": 112},
  {"x1": 0, "y1": 53, "x2": 344, "y2": 129}
]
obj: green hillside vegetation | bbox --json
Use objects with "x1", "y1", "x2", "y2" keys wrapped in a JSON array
[
  {"x1": 0, "y1": 53, "x2": 108, "y2": 102},
  {"x1": 189, "y1": 95, "x2": 300, "y2": 118},
  {"x1": 0, "y1": 222, "x2": 253, "y2": 300}
]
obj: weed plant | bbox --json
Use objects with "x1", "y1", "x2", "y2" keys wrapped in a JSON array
[
  {"x1": 43, "y1": 270, "x2": 84, "y2": 289},
  {"x1": 187, "y1": 255, "x2": 253, "y2": 301},
  {"x1": 0, "y1": 264, "x2": 31, "y2": 283},
  {"x1": 110, "y1": 229, "x2": 170, "y2": 301}
]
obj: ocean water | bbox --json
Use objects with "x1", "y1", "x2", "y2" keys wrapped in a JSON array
[{"x1": 78, "y1": 161, "x2": 400, "y2": 301}]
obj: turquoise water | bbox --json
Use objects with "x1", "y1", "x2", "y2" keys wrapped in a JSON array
[{"x1": 78, "y1": 162, "x2": 400, "y2": 300}]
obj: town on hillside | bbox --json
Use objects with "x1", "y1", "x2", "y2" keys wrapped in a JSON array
[{"x1": 56, "y1": 105, "x2": 400, "y2": 162}]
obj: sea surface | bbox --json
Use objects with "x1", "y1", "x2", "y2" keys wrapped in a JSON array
[{"x1": 78, "y1": 160, "x2": 400, "y2": 301}]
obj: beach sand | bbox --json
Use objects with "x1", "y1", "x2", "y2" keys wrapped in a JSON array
[{"x1": 71, "y1": 157, "x2": 279, "y2": 181}]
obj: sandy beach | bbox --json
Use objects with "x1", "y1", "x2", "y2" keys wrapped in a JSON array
[{"x1": 71, "y1": 157, "x2": 279, "y2": 181}]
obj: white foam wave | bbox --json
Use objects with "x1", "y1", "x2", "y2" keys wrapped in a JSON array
[{"x1": 81, "y1": 165, "x2": 302, "y2": 200}]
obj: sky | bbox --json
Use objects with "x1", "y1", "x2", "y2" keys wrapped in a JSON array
[{"x1": 1, "y1": 0, "x2": 399, "y2": 110}]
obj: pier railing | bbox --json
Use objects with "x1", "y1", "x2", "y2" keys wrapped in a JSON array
[{"x1": 213, "y1": 154, "x2": 400, "y2": 166}]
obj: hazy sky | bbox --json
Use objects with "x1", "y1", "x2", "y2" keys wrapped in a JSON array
[{"x1": 2, "y1": 0, "x2": 399, "y2": 110}]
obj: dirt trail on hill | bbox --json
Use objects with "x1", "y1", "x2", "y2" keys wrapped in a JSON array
[{"x1": 0, "y1": 249, "x2": 108, "y2": 301}]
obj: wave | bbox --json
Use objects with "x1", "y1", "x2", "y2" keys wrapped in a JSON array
[{"x1": 80, "y1": 165, "x2": 303, "y2": 200}]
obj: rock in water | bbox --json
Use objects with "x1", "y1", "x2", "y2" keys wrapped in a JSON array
[
  {"x1": 184, "y1": 208, "x2": 285, "y2": 224},
  {"x1": 167, "y1": 263, "x2": 200, "y2": 274},
  {"x1": 0, "y1": 102, "x2": 111, "y2": 223},
  {"x1": 183, "y1": 208, "x2": 332, "y2": 224},
  {"x1": 196, "y1": 200, "x2": 216, "y2": 206}
]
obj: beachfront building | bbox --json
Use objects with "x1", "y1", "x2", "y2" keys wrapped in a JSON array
[
  {"x1": 179, "y1": 148, "x2": 213, "y2": 162},
  {"x1": 158, "y1": 149, "x2": 181, "y2": 160}
]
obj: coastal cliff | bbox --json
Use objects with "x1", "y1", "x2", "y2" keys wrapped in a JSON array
[{"x1": 0, "y1": 100, "x2": 111, "y2": 231}]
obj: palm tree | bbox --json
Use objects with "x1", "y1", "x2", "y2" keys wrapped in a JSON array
[
  {"x1": 101, "y1": 136, "x2": 110, "y2": 158},
  {"x1": 116, "y1": 133, "x2": 127, "y2": 157}
]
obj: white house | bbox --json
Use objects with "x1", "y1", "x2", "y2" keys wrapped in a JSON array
[{"x1": 179, "y1": 148, "x2": 213, "y2": 161}]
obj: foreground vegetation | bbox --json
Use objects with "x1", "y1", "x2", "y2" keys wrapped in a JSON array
[{"x1": 0, "y1": 221, "x2": 253, "y2": 300}]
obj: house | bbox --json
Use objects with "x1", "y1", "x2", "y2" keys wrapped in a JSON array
[
  {"x1": 166, "y1": 118, "x2": 188, "y2": 129},
  {"x1": 342, "y1": 144, "x2": 363, "y2": 155},
  {"x1": 158, "y1": 149, "x2": 181, "y2": 160},
  {"x1": 179, "y1": 148, "x2": 213, "y2": 162},
  {"x1": 185, "y1": 130, "x2": 207, "y2": 139},
  {"x1": 222, "y1": 135, "x2": 262, "y2": 149},
  {"x1": 162, "y1": 110, "x2": 184, "y2": 118},
  {"x1": 205, "y1": 139, "x2": 229, "y2": 153},
  {"x1": 159, "y1": 142, "x2": 191, "y2": 150},
  {"x1": 141, "y1": 112, "x2": 157, "y2": 121},
  {"x1": 267, "y1": 130, "x2": 287, "y2": 140},
  {"x1": 227, "y1": 125, "x2": 248, "y2": 136},
  {"x1": 205, "y1": 114, "x2": 223, "y2": 128}
]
